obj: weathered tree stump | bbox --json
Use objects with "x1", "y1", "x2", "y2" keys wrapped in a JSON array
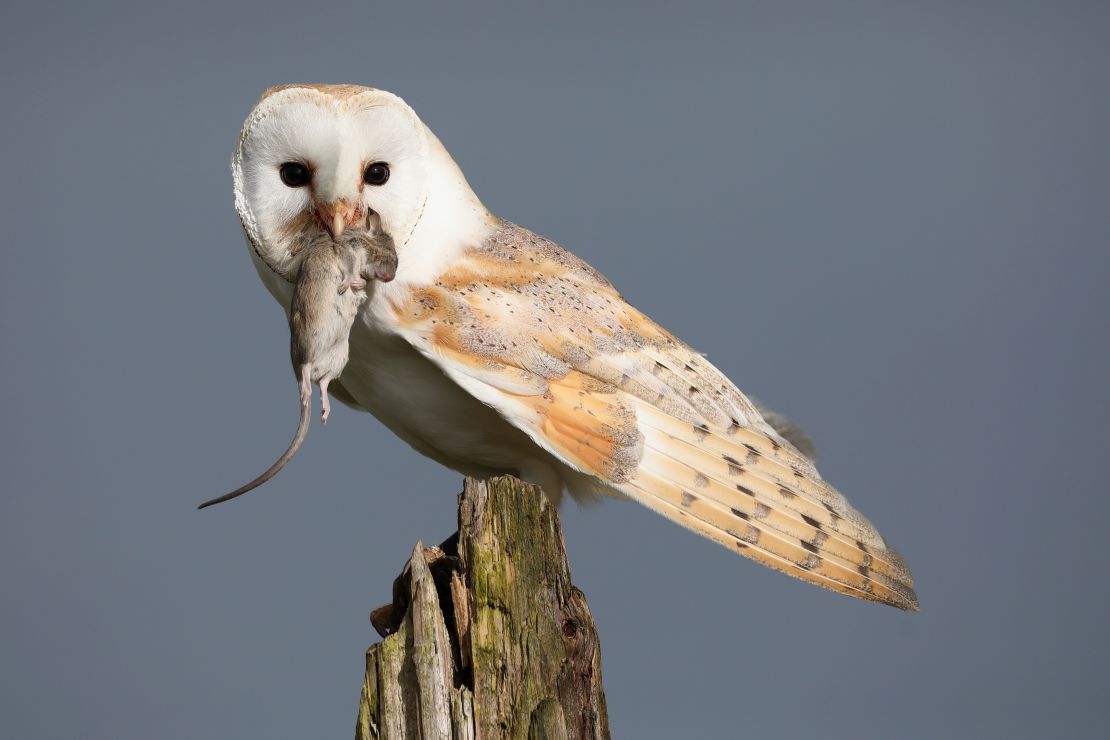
[{"x1": 355, "y1": 476, "x2": 610, "y2": 740}]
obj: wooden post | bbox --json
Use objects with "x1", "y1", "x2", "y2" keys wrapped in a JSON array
[{"x1": 355, "y1": 476, "x2": 610, "y2": 740}]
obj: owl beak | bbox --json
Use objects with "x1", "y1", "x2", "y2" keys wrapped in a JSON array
[
  {"x1": 315, "y1": 201, "x2": 359, "y2": 239},
  {"x1": 330, "y1": 210, "x2": 347, "y2": 239}
]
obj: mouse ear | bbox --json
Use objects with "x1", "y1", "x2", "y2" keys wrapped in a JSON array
[{"x1": 366, "y1": 210, "x2": 383, "y2": 237}]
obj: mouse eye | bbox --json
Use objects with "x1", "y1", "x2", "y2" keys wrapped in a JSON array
[
  {"x1": 279, "y1": 162, "x2": 311, "y2": 188},
  {"x1": 364, "y1": 162, "x2": 390, "y2": 186}
]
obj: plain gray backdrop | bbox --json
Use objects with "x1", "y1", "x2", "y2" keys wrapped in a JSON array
[{"x1": 2, "y1": 1, "x2": 1107, "y2": 738}]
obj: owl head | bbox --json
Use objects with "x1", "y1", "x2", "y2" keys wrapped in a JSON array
[{"x1": 232, "y1": 84, "x2": 489, "y2": 284}]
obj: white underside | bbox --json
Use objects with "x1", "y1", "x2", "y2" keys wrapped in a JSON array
[
  {"x1": 236, "y1": 103, "x2": 619, "y2": 504},
  {"x1": 247, "y1": 245, "x2": 609, "y2": 504}
]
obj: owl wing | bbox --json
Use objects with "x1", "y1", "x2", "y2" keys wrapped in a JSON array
[
  {"x1": 388, "y1": 222, "x2": 917, "y2": 610},
  {"x1": 751, "y1": 401, "x2": 818, "y2": 463}
]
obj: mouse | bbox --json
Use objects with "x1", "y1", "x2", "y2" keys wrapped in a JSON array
[{"x1": 199, "y1": 230, "x2": 398, "y2": 509}]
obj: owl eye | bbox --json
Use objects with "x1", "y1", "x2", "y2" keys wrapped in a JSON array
[
  {"x1": 278, "y1": 162, "x2": 311, "y2": 188},
  {"x1": 364, "y1": 162, "x2": 390, "y2": 186}
]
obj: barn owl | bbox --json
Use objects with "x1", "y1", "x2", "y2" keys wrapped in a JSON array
[{"x1": 231, "y1": 84, "x2": 917, "y2": 610}]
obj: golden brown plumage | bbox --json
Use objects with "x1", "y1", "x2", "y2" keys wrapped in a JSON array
[
  {"x1": 233, "y1": 85, "x2": 916, "y2": 610},
  {"x1": 389, "y1": 221, "x2": 918, "y2": 610}
]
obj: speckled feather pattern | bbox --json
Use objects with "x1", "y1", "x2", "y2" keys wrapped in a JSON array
[
  {"x1": 391, "y1": 221, "x2": 918, "y2": 610},
  {"x1": 234, "y1": 85, "x2": 916, "y2": 609}
]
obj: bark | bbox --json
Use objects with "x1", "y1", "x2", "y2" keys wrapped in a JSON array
[{"x1": 355, "y1": 476, "x2": 609, "y2": 740}]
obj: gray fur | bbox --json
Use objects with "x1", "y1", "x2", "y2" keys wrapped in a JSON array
[{"x1": 199, "y1": 231, "x2": 396, "y2": 509}]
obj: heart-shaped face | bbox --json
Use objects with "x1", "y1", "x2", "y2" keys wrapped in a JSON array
[{"x1": 232, "y1": 85, "x2": 429, "y2": 282}]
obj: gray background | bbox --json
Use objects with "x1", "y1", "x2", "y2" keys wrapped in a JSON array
[{"x1": 2, "y1": 1, "x2": 1107, "y2": 738}]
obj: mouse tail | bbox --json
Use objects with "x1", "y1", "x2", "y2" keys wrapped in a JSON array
[{"x1": 198, "y1": 372, "x2": 313, "y2": 510}]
